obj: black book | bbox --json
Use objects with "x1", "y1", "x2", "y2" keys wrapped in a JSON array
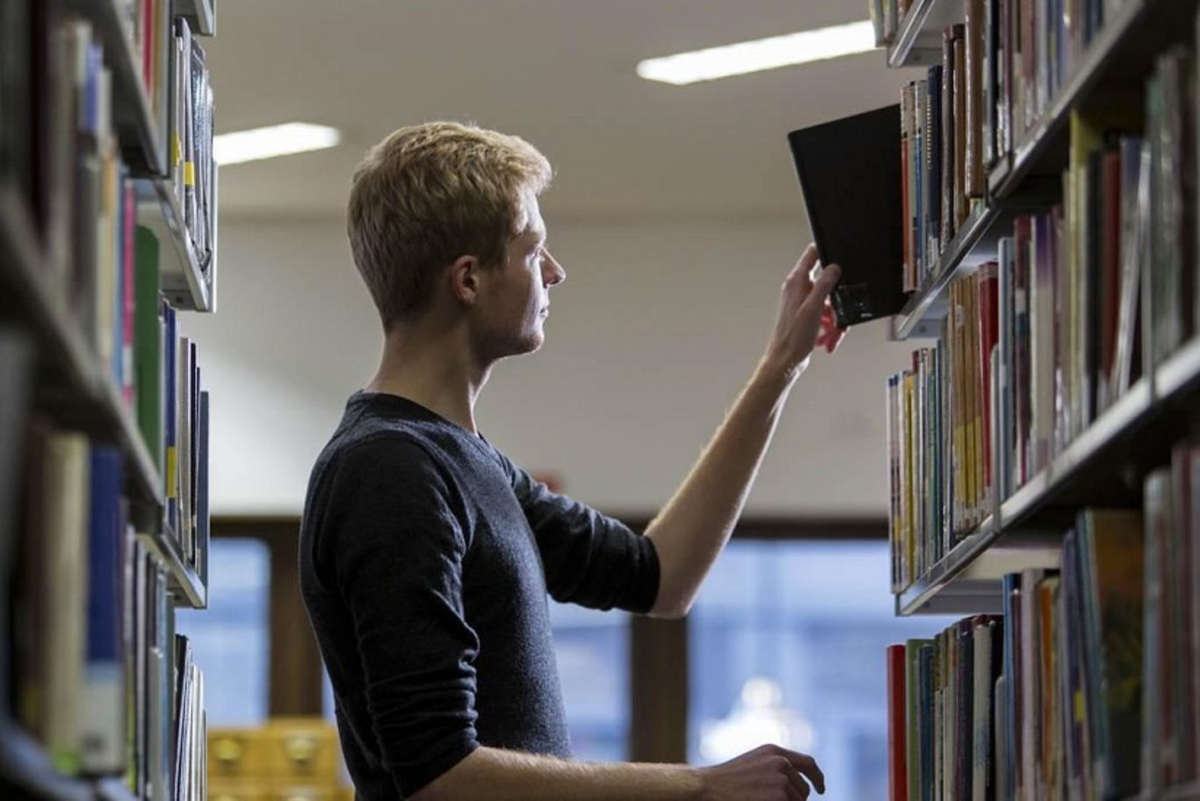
[{"x1": 787, "y1": 104, "x2": 906, "y2": 327}]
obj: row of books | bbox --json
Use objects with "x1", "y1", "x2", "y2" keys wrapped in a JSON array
[
  {"x1": 887, "y1": 454, "x2": 1200, "y2": 799},
  {"x1": 0, "y1": 336, "x2": 208, "y2": 799},
  {"x1": 898, "y1": 8, "x2": 987, "y2": 289},
  {"x1": 887, "y1": 37, "x2": 1198, "y2": 586},
  {"x1": 888, "y1": 0, "x2": 1176, "y2": 290},
  {"x1": 170, "y1": 18, "x2": 216, "y2": 276}
]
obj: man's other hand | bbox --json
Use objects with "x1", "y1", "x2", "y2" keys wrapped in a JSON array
[
  {"x1": 696, "y1": 744, "x2": 826, "y2": 800},
  {"x1": 763, "y1": 243, "x2": 846, "y2": 383}
]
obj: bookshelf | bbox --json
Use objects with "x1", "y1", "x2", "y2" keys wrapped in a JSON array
[
  {"x1": 876, "y1": 0, "x2": 1200, "y2": 797},
  {"x1": 888, "y1": 0, "x2": 966, "y2": 67},
  {"x1": 136, "y1": 177, "x2": 217, "y2": 313},
  {"x1": 889, "y1": 0, "x2": 1200, "y2": 342},
  {"x1": 66, "y1": 0, "x2": 168, "y2": 177},
  {"x1": 0, "y1": 0, "x2": 218, "y2": 796}
]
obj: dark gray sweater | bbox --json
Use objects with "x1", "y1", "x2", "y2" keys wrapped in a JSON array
[{"x1": 299, "y1": 392, "x2": 660, "y2": 799}]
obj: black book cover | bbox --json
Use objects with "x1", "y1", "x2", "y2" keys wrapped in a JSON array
[{"x1": 787, "y1": 104, "x2": 906, "y2": 327}]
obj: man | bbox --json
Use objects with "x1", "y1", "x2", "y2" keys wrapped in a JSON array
[{"x1": 300, "y1": 122, "x2": 846, "y2": 800}]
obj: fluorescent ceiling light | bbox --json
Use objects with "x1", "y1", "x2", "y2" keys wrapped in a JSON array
[
  {"x1": 213, "y1": 122, "x2": 341, "y2": 165},
  {"x1": 637, "y1": 20, "x2": 876, "y2": 86}
]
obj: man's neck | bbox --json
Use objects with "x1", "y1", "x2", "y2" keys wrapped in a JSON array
[{"x1": 366, "y1": 324, "x2": 489, "y2": 434}]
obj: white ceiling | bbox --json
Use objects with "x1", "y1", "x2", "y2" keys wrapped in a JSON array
[{"x1": 206, "y1": 0, "x2": 921, "y2": 220}]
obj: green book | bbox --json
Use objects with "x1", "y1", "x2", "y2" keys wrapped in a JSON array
[{"x1": 134, "y1": 226, "x2": 163, "y2": 473}]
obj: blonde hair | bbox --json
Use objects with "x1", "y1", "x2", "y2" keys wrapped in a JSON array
[{"x1": 347, "y1": 122, "x2": 552, "y2": 330}]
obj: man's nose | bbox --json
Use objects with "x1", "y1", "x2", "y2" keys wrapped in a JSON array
[{"x1": 543, "y1": 249, "x2": 566, "y2": 286}]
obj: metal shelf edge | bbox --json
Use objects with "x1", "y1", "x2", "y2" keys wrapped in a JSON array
[
  {"x1": 135, "y1": 179, "x2": 213, "y2": 313},
  {"x1": 992, "y1": 0, "x2": 1149, "y2": 200},
  {"x1": 892, "y1": 201, "x2": 997, "y2": 340},
  {"x1": 139, "y1": 529, "x2": 207, "y2": 609},
  {"x1": 887, "y1": 0, "x2": 946, "y2": 68}
]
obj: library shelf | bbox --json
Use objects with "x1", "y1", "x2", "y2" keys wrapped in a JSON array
[
  {"x1": 0, "y1": 720, "x2": 94, "y2": 801},
  {"x1": 175, "y1": 0, "x2": 216, "y2": 36},
  {"x1": 987, "y1": 0, "x2": 1151, "y2": 199},
  {"x1": 896, "y1": 332, "x2": 1200, "y2": 615},
  {"x1": 890, "y1": 202, "x2": 995, "y2": 339},
  {"x1": 0, "y1": 183, "x2": 161, "y2": 508},
  {"x1": 887, "y1": 0, "x2": 963, "y2": 68},
  {"x1": 95, "y1": 777, "x2": 137, "y2": 801},
  {"x1": 895, "y1": 516, "x2": 1065, "y2": 616},
  {"x1": 65, "y1": 0, "x2": 166, "y2": 177},
  {"x1": 891, "y1": 0, "x2": 1199, "y2": 341},
  {"x1": 136, "y1": 178, "x2": 215, "y2": 313},
  {"x1": 140, "y1": 529, "x2": 208, "y2": 610}
]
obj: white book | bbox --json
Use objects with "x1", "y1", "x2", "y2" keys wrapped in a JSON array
[{"x1": 43, "y1": 432, "x2": 90, "y2": 772}]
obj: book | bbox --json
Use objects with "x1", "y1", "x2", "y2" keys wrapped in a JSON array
[
  {"x1": 81, "y1": 447, "x2": 127, "y2": 774},
  {"x1": 0, "y1": 330, "x2": 33, "y2": 720},
  {"x1": 787, "y1": 105, "x2": 907, "y2": 326},
  {"x1": 888, "y1": 644, "x2": 909, "y2": 801}
]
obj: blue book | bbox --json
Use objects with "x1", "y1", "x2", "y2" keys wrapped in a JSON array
[
  {"x1": 1001, "y1": 573, "x2": 1021, "y2": 798},
  {"x1": 82, "y1": 446, "x2": 125, "y2": 772}
]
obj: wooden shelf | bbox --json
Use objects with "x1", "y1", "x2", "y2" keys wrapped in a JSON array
[
  {"x1": 895, "y1": 333, "x2": 1200, "y2": 615},
  {"x1": 66, "y1": 0, "x2": 167, "y2": 177},
  {"x1": 136, "y1": 178, "x2": 215, "y2": 313},
  {"x1": 886, "y1": 0, "x2": 963, "y2": 68},
  {"x1": 0, "y1": 182, "x2": 162, "y2": 508}
]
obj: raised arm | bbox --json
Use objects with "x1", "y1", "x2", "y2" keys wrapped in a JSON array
[{"x1": 644, "y1": 245, "x2": 844, "y2": 619}]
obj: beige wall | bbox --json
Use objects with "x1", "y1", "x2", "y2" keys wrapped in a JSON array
[{"x1": 183, "y1": 215, "x2": 916, "y2": 517}]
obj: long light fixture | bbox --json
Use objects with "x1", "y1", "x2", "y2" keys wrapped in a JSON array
[
  {"x1": 213, "y1": 122, "x2": 341, "y2": 165},
  {"x1": 637, "y1": 20, "x2": 876, "y2": 86}
]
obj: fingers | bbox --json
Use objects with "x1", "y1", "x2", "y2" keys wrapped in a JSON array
[
  {"x1": 780, "y1": 750, "x2": 826, "y2": 795},
  {"x1": 785, "y1": 768, "x2": 812, "y2": 800},
  {"x1": 803, "y1": 263, "x2": 842, "y2": 309},
  {"x1": 788, "y1": 244, "x2": 819, "y2": 296}
]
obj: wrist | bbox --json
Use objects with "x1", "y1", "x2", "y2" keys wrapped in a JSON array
[{"x1": 755, "y1": 351, "x2": 806, "y2": 392}]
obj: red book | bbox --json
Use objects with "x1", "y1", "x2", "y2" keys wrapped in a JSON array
[{"x1": 887, "y1": 644, "x2": 909, "y2": 801}]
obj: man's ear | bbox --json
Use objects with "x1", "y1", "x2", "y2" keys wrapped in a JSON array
[{"x1": 448, "y1": 254, "x2": 481, "y2": 308}]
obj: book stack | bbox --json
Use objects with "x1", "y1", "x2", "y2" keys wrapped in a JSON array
[
  {"x1": 888, "y1": 616, "x2": 1005, "y2": 801},
  {"x1": 887, "y1": 34, "x2": 1198, "y2": 589},
  {"x1": 899, "y1": 2, "x2": 988, "y2": 290},
  {"x1": 169, "y1": 18, "x2": 216, "y2": 276},
  {"x1": 1142, "y1": 446, "x2": 1200, "y2": 795},
  {"x1": 887, "y1": 266, "x2": 998, "y2": 589},
  {"x1": 887, "y1": 486, "x2": 1200, "y2": 800},
  {"x1": 0, "y1": 0, "x2": 217, "y2": 796}
]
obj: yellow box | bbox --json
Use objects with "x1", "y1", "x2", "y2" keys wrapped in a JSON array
[
  {"x1": 208, "y1": 778, "x2": 272, "y2": 801},
  {"x1": 271, "y1": 783, "x2": 341, "y2": 801},
  {"x1": 209, "y1": 729, "x2": 269, "y2": 779},
  {"x1": 261, "y1": 717, "x2": 341, "y2": 781}
]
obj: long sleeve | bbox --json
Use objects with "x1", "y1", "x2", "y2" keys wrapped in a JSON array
[
  {"x1": 326, "y1": 436, "x2": 480, "y2": 797},
  {"x1": 500, "y1": 455, "x2": 660, "y2": 614}
]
